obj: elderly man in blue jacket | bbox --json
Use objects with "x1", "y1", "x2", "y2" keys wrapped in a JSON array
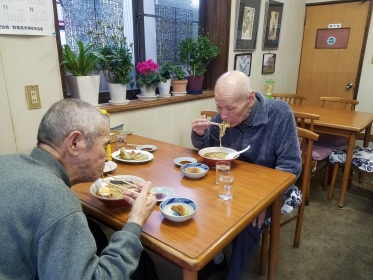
[{"x1": 191, "y1": 70, "x2": 302, "y2": 279}]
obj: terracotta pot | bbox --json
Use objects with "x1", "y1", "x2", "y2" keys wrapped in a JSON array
[
  {"x1": 171, "y1": 79, "x2": 188, "y2": 93},
  {"x1": 66, "y1": 75, "x2": 100, "y2": 106},
  {"x1": 187, "y1": 76, "x2": 204, "y2": 94},
  {"x1": 108, "y1": 83, "x2": 127, "y2": 103}
]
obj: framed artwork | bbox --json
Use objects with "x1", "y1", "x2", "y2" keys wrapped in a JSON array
[
  {"x1": 234, "y1": 0, "x2": 261, "y2": 51},
  {"x1": 262, "y1": 0, "x2": 284, "y2": 50},
  {"x1": 234, "y1": 53, "x2": 252, "y2": 76},
  {"x1": 262, "y1": 53, "x2": 276, "y2": 74}
]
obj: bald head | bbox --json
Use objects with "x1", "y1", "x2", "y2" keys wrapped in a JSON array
[{"x1": 215, "y1": 70, "x2": 252, "y2": 100}]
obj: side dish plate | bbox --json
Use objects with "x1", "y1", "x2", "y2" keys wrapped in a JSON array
[{"x1": 112, "y1": 150, "x2": 154, "y2": 163}]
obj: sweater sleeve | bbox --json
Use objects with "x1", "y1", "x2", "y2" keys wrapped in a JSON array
[{"x1": 37, "y1": 212, "x2": 143, "y2": 280}]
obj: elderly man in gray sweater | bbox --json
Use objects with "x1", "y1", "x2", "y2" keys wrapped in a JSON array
[
  {"x1": 191, "y1": 71, "x2": 302, "y2": 279},
  {"x1": 0, "y1": 99, "x2": 157, "y2": 279}
]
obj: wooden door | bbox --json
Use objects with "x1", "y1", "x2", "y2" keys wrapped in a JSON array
[{"x1": 296, "y1": 1, "x2": 370, "y2": 106}]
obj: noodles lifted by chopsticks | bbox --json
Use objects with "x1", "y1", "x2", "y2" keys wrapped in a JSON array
[{"x1": 218, "y1": 121, "x2": 230, "y2": 148}]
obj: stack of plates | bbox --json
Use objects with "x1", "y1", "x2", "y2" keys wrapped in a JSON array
[
  {"x1": 158, "y1": 94, "x2": 171, "y2": 99},
  {"x1": 171, "y1": 91, "x2": 187, "y2": 96},
  {"x1": 137, "y1": 94, "x2": 158, "y2": 101},
  {"x1": 109, "y1": 100, "x2": 130, "y2": 105}
]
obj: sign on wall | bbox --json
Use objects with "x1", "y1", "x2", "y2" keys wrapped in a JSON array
[{"x1": 0, "y1": 0, "x2": 55, "y2": 36}]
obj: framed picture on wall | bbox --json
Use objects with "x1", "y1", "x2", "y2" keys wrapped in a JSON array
[
  {"x1": 262, "y1": 0, "x2": 284, "y2": 50},
  {"x1": 234, "y1": 0, "x2": 261, "y2": 50},
  {"x1": 262, "y1": 53, "x2": 276, "y2": 74},
  {"x1": 234, "y1": 53, "x2": 252, "y2": 76}
]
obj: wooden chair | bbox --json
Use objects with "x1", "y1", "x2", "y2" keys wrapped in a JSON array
[
  {"x1": 320, "y1": 97, "x2": 359, "y2": 111},
  {"x1": 293, "y1": 111, "x2": 320, "y2": 205},
  {"x1": 318, "y1": 97, "x2": 360, "y2": 191},
  {"x1": 260, "y1": 127, "x2": 319, "y2": 276},
  {"x1": 272, "y1": 93, "x2": 306, "y2": 105},
  {"x1": 200, "y1": 111, "x2": 217, "y2": 119}
]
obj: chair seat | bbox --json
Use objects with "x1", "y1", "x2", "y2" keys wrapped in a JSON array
[{"x1": 329, "y1": 145, "x2": 373, "y2": 172}]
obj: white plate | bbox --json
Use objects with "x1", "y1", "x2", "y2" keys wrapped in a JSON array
[
  {"x1": 171, "y1": 91, "x2": 187, "y2": 96},
  {"x1": 157, "y1": 94, "x2": 171, "y2": 99},
  {"x1": 151, "y1": 186, "x2": 175, "y2": 202},
  {"x1": 174, "y1": 157, "x2": 197, "y2": 167},
  {"x1": 137, "y1": 94, "x2": 158, "y2": 101},
  {"x1": 112, "y1": 150, "x2": 154, "y2": 163},
  {"x1": 103, "y1": 161, "x2": 117, "y2": 174},
  {"x1": 136, "y1": 145, "x2": 157, "y2": 152},
  {"x1": 109, "y1": 100, "x2": 130, "y2": 105}
]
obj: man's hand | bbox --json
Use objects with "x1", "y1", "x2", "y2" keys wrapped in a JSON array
[
  {"x1": 192, "y1": 115, "x2": 211, "y2": 136},
  {"x1": 126, "y1": 181, "x2": 157, "y2": 227}
]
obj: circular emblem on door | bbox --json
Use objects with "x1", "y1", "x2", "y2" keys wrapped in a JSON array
[{"x1": 327, "y1": 36, "x2": 336, "y2": 45}]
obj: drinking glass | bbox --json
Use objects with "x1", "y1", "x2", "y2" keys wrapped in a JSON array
[
  {"x1": 218, "y1": 172, "x2": 235, "y2": 201},
  {"x1": 216, "y1": 161, "x2": 231, "y2": 186},
  {"x1": 116, "y1": 130, "x2": 127, "y2": 148}
]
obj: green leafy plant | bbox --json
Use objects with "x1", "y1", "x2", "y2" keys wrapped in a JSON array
[
  {"x1": 178, "y1": 32, "x2": 221, "y2": 77},
  {"x1": 88, "y1": 20, "x2": 134, "y2": 85},
  {"x1": 159, "y1": 62, "x2": 175, "y2": 80},
  {"x1": 172, "y1": 66, "x2": 186, "y2": 80},
  {"x1": 61, "y1": 41, "x2": 105, "y2": 76}
]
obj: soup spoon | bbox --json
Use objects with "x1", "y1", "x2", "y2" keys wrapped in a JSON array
[
  {"x1": 225, "y1": 145, "x2": 251, "y2": 160},
  {"x1": 95, "y1": 178, "x2": 110, "y2": 196}
]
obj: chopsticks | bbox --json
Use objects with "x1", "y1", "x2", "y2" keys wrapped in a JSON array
[
  {"x1": 126, "y1": 143, "x2": 144, "y2": 146},
  {"x1": 209, "y1": 121, "x2": 221, "y2": 126},
  {"x1": 109, "y1": 175, "x2": 155, "y2": 195},
  {"x1": 106, "y1": 181, "x2": 140, "y2": 196}
]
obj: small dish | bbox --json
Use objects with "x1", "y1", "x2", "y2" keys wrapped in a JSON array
[
  {"x1": 157, "y1": 94, "x2": 171, "y2": 99},
  {"x1": 180, "y1": 163, "x2": 209, "y2": 179},
  {"x1": 160, "y1": 197, "x2": 197, "y2": 222},
  {"x1": 137, "y1": 94, "x2": 158, "y2": 101},
  {"x1": 171, "y1": 91, "x2": 187, "y2": 96},
  {"x1": 103, "y1": 161, "x2": 117, "y2": 174},
  {"x1": 109, "y1": 100, "x2": 129, "y2": 105},
  {"x1": 174, "y1": 157, "x2": 197, "y2": 167},
  {"x1": 136, "y1": 145, "x2": 157, "y2": 152},
  {"x1": 152, "y1": 186, "x2": 175, "y2": 202}
]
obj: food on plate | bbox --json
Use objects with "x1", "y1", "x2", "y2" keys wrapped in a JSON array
[
  {"x1": 119, "y1": 148, "x2": 149, "y2": 161},
  {"x1": 203, "y1": 152, "x2": 228, "y2": 160},
  {"x1": 171, "y1": 204, "x2": 188, "y2": 216},
  {"x1": 95, "y1": 180, "x2": 138, "y2": 199},
  {"x1": 179, "y1": 160, "x2": 192, "y2": 165},
  {"x1": 218, "y1": 121, "x2": 230, "y2": 148},
  {"x1": 185, "y1": 167, "x2": 201, "y2": 173}
]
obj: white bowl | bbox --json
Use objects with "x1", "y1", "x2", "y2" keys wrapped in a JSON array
[
  {"x1": 152, "y1": 186, "x2": 175, "y2": 202},
  {"x1": 160, "y1": 197, "x2": 197, "y2": 222},
  {"x1": 136, "y1": 145, "x2": 157, "y2": 152},
  {"x1": 198, "y1": 147, "x2": 238, "y2": 167},
  {"x1": 103, "y1": 161, "x2": 117, "y2": 174},
  {"x1": 180, "y1": 163, "x2": 209, "y2": 179}
]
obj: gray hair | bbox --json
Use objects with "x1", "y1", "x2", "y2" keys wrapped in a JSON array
[{"x1": 37, "y1": 99, "x2": 109, "y2": 149}]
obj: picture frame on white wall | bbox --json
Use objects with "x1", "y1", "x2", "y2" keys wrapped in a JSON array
[{"x1": 262, "y1": 0, "x2": 284, "y2": 50}]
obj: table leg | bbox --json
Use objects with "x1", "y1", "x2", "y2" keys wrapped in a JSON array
[
  {"x1": 268, "y1": 195, "x2": 281, "y2": 280},
  {"x1": 338, "y1": 134, "x2": 356, "y2": 208},
  {"x1": 183, "y1": 269, "x2": 197, "y2": 280}
]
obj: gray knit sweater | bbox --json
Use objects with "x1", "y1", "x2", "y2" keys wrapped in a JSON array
[
  {"x1": 192, "y1": 92, "x2": 302, "y2": 178},
  {"x1": 0, "y1": 148, "x2": 143, "y2": 279}
]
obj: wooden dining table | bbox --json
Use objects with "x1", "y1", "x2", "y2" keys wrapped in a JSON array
[
  {"x1": 290, "y1": 104, "x2": 373, "y2": 207},
  {"x1": 72, "y1": 134, "x2": 296, "y2": 280}
]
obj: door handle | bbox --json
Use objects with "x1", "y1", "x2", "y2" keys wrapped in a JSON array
[{"x1": 346, "y1": 83, "x2": 353, "y2": 89}]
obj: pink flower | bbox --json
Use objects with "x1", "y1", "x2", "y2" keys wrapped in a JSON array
[{"x1": 137, "y1": 59, "x2": 159, "y2": 75}]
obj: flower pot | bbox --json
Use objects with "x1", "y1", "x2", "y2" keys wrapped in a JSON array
[
  {"x1": 66, "y1": 75, "x2": 100, "y2": 106},
  {"x1": 171, "y1": 79, "x2": 188, "y2": 93},
  {"x1": 187, "y1": 76, "x2": 204, "y2": 94},
  {"x1": 139, "y1": 84, "x2": 157, "y2": 96},
  {"x1": 108, "y1": 83, "x2": 127, "y2": 103},
  {"x1": 157, "y1": 79, "x2": 171, "y2": 96}
]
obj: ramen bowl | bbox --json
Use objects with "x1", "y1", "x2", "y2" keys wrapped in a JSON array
[
  {"x1": 180, "y1": 163, "x2": 209, "y2": 179},
  {"x1": 198, "y1": 147, "x2": 238, "y2": 167}
]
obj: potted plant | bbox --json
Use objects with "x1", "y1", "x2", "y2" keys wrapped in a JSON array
[
  {"x1": 158, "y1": 62, "x2": 175, "y2": 97},
  {"x1": 88, "y1": 20, "x2": 134, "y2": 104},
  {"x1": 178, "y1": 32, "x2": 220, "y2": 94},
  {"x1": 61, "y1": 41, "x2": 106, "y2": 106},
  {"x1": 136, "y1": 59, "x2": 165, "y2": 98},
  {"x1": 171, "y1": 65, "x2": 188, "y2": 95}
]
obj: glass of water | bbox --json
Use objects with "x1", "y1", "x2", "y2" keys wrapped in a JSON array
[
  {"x1": 218, "y1": 172, "x2": 235, "y2": 201},
  {"x1": 216, "y1": 161, "x2": 231, "y2": 186}
]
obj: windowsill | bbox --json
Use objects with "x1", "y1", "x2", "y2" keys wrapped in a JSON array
[{"x1": 98, "y1": 91, "x2": 214, "y2": 113}]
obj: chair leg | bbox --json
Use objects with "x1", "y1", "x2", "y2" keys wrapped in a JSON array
[
  {"x1": 323, "y1": 160, "x2": 330, "y2": 191},
  {"x1": 259, "y1": 226, "x2": 269, "y2": 276},
  {"x1": 328, "y1": 163, "x2": 339, "y2": 200},
  {"x1": 294, "y1": 201, "x2": 305, "y2": 248}
]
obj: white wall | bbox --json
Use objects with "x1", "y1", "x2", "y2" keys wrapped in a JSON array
[{"x1": 0, "y1": 0, "x2": 372, "y2": 155}]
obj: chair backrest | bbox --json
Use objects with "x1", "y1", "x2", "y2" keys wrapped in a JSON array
[
  {"x1": 200, "y1": 111, "x2": 217, "y2": 119},
  {"x1": 293, "y1": 111, "x2": 320, "y2": 132},
  {"x1": 320, "y1": 97, "x2": 359, "y2": 111},
  {"x1": 272, "y1": 93, "x2": 306, "y2": 105}
]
